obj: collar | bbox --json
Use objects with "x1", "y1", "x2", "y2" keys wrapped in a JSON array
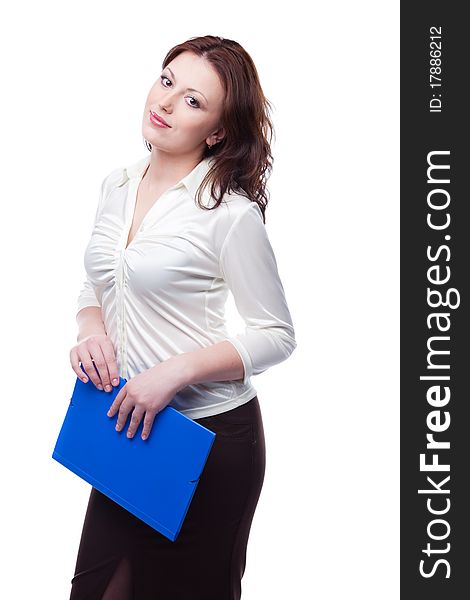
[{"x1": 118, "y1": 154, "x2": 215, "y2": 202}]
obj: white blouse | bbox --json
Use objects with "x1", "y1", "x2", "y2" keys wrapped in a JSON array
[{"x1": 77, "y1": 154, "x2": 297, "y2": 419}]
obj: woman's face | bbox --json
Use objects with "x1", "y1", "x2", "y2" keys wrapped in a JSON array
[{"x1": 142, "y1": 51, "x2": 226, "y2": 155}]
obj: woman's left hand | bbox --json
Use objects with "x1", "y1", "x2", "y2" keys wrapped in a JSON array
[{"x1": 106, "y1": 360, "x2": 184, "y2": 441}]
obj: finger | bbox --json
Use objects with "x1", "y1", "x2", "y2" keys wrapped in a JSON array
[
  {"x1": 115, "y1": 398, "x2": 133, "y2": 433},
  {"x1": 125, "y1": 407, "x2": 145, "y2": 439},
  {"x1": 107, "y1": 386, "x2": 126, "y2": 418},
  {"x1": 141, "y1": 410, "x2": 159, "y2": 441},
  {"x1": 70, "y1": 347, "x2": 90, "y2": 383},
  {"x1": 78, "y1": 348, "x2": 103, "y2": 389},
  {"x1": 86, "y1": 340, "x2": 111, "y2": 390},
  {"x1": 100, "y1": 339, "x2": 120, "y2": 388}
]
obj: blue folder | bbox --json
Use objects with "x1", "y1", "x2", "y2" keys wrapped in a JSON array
[{"x1": 52, "y1": 371, "x2": 216, "y2": 541}]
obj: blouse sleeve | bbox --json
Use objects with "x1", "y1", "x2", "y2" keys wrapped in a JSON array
[
  {"x1": 76, "y1": 274, "x2": 101, "y2": 315},
  {"x1": 219, "y1": 202, "x2": 297, "y2": 385},
  {"x1": 76, "y1": 171, "x2": 116, "y2": 317}
]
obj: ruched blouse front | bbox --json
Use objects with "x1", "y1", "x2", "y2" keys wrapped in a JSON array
[{"x1": 77, "y1": 154, "x2": 297, "y2": 419}]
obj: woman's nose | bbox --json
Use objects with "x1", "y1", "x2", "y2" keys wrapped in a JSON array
[{"x1": 158, "y1": 95, "x2": 174, "y2": 112}]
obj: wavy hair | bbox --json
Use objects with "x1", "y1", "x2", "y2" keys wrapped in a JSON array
[{"x1": 146, "y1": 35, "x2": 275, "y2": 224}]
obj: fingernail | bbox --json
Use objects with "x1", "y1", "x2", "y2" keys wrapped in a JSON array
[
  {"x1": 127, "y1": 431, "x2": 132, "y2": 438},
  {"x1": 82, "y1": 377, "x2": 88, "y2": 383},
  {"x1": 112, "y1": 378, "x2": 119, "y2": 385},
  {"x1": 105, "y1": 385, "x2": 112, "y2": 392},
  {"x1": 115, "y1": 424, "x2": 120, "y2": 431},
  {"x1": 97, "y1": 384, "x2": 103, "y2": 390},
  {"x1": 142, "y1": 434, "x2": 147, "y2": 440},
  {"x1": 106, "y1": 410, "x2": 111, "y2": 417}
]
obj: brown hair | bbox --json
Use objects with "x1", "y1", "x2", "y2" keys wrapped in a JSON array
[{"x1": 151, "y1": 35, "x2": 275, "y2": 224}]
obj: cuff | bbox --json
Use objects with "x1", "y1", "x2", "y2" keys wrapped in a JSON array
[
  {"x1": 76, "y1": 299, "x2": 102, "y2": 318},
  {"x1": 224, "y1": 337, "x2": 253, "y2": 386}
]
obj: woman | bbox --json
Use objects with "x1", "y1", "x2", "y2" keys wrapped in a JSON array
[{"x1": 68, "y1": 35, "x2": 297, "y2": 600}]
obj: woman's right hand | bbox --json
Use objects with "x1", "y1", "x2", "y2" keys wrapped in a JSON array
[{"x1": 70, "y1": 334, "x2": 121, "y2": 392}]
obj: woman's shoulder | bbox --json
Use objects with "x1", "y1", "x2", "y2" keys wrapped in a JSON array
[
  {"x1": 99, "y1": 165, "x2": 127, "y2": 201},
  {"x1": 218, "y1": 189, "x2": 261, "y2": 220},
  {"x1": 210, "y1": 191, "x2": 263, "y2": 256},
  {"x1": 101, "y1": 155, "x2": 150, "y2": 192},
  {"x1": 217, "y1": 191, "x2": 264, "y2": 237}
]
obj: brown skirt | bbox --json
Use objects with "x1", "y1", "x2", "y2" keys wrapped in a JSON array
[{"x1": 69, "y1": 395, "x2": 266, "y2": 600}]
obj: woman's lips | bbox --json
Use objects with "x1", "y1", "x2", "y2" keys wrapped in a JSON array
[{"x1": 149, "y1": 111, "x2": 171, "y2": 128}]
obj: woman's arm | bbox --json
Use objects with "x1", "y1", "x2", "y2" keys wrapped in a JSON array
[
  {"x1": 76, "y1": 306, "x2": 106, "y2": 343},
  {"x1": 217, "y1": 202, "x2": 297, "y2": 384},
  {"x1": 163, "y1": 341, "x2": 245, "y2": 394},
  {"x1": 162, "y1": 201, "x2": 297, "y2": 393},
  {"x1": 74, "y1": 169, "x2": 118, "y2": 343}
]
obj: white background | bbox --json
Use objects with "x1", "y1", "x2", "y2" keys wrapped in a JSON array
[{"x1": 1, "y1": 1, "x2": 399, "y2": 598}]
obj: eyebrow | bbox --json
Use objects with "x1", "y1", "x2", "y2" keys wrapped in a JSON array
[{"x1": 164, "y1": 67, "x2": 208, "y2": 103}]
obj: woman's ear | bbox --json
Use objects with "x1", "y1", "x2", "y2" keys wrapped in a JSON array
[
  {"x1": 206, "y1": 126, "x2": 226, "y2": 146},
  {"x1": 216, "y1": 126, "x2": 226, "y2": 142}
]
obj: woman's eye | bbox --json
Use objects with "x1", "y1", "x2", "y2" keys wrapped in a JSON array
[
  {"x1": 186, "y1": 97, "x2": 200, "y2": 108},
  {"x1": 159, "y1": 75, "x2": 200, "y2": 108}
]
